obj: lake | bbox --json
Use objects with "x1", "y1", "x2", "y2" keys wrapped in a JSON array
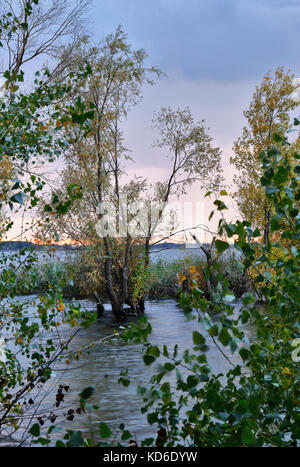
[
  {"x1": 1, "y1": 294, "x2": 253, "y2": 446},
  {"x1": 0, "y1": 245, "x2": 248, "y2": 446}
]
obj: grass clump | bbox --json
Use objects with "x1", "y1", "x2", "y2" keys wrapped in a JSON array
[{"x1": 18, "y1": 252, "x2": 251, "y2": 301}]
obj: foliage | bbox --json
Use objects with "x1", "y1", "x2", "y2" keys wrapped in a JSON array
[
  {"x1": 127, "y1": 130, "x2": 299, "y2": 447},
  {"x1": 231, "y1": 67, "x2": 299, "y2": 242},
  {"x1": 18, "y1": 252, "x2": 250, "y2": 302},
  {"x1": 36, "y1": 127, "x2": 299, "y2": 447},
  {"x1": 152, "y1": 106, "x2": 223, "y2": 196},
  {"x1": 0, "y1": 2, "x2": 98, "y2": 445},
  {"x1": 0, "y1": 0, "x2": 92, "y2": 80},
  {"x1": 1, "y1": 1, "x2": 299, "y2": 449}
]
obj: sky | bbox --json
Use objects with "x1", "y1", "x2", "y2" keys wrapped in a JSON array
[
  {"x1": 6, "y1": 0, "x2": 300, "y2": 241},
  {"x1": 92, "y1": 0, "x2": 300, "y2": 82},
  {"x1": 87, "y1": 0, "x2": 300, "y2": 238},
  {"x1": 87, "y1": 0, "x2": 300, "y2": 152}
]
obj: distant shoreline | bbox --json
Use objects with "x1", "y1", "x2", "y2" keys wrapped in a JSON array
[{"x1": 0, "y1": 240, "x2": 201, "y2": 252}]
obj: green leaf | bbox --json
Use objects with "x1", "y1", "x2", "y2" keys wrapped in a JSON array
[
  {"x1": 121, "y1": 430, "x2": 131, "y2": 441},
  {"x1": 99, "y1": 422, "x2": 112, "y2": 439},
  {"x1": 208, "y1": 325, "x2": 218, "y2": 337},
  {"x1": 143, "y1": 355, "x2": 156, "y2": 365},
  {"x1": 241, "y1": 309, "x2": 250, "y2": 324},
  {"x1": 11, "y1": 180, "x2": 22, "y2": 190},
  {"x1": 272, "y1": 133, "x2": 283, "y2": 143},
  {"x1": 85, "y1": 111, "x2": 95, "y2": 120},
  {"x1": 219, "y1": 327, "x2": 230, "y2": 346},
  {"x1": 142, "y1": 438, "x2": 154, "y2": 446},
  {"x1": 192, "y1": 331, "x2": 205, "y2": 345},
  {"x1": 214, "y1": 200, "x2": 227, "y2": 210},
  {"x1": 79, "y1": 386, "x2": 95, "y2": 400},
  {"x1": 33, "y1": 437, "x2": 51, "y2": 446},
  {"x1": 215, "y1": 239, "x2": 229, "y2": 253},
  {"x1": 239, "y1": 348, "x2": 250, "y2": 361},
  {"x1": 270, "y1": 216, "x2": 281, "y2": 232},
  {"x1": 55, "y1": 440, "x2": 66, "y2": 447},
  {"x1": 29, "y1": 423, "x2": 40, "y2": 437},
  {"x1": 164, "y1": 362, "x2": 175, "y2": 372},
  {"x1": 68, "y1": 431, "x2": 84, "y2": 447},
  {"x1": 72, "y1": 113, "x2": 86, "y2": 125},
  {"x1": 44, "y1": 204, "x2": 52, "y2": 213},
  {"x1": 147, "y1": 345, "x2": 160, "y2": 357},
  {"x1": 147, "y1": 412, "x2": 158, "y2": 425},
  {"x1": 187, "y1": 375, "x2": 199, "y2": 388},
  {"x1": 241, "y1": 425, "x2": 256, "y2": 445},
  {"x1": 85, "y1": 64, "x2": 93, "y2": 76}
]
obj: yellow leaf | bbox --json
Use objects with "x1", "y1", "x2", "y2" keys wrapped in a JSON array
[{"x1": 178, "y1": 273, "x2": 186, "y2": 285}]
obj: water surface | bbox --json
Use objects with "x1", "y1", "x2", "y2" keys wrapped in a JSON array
[{"x1": 8, "y1": 296, "x2": 253, "y2": 445}]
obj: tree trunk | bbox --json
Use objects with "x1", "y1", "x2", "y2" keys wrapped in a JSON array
[
  {"x1": 191, "y1": 233, "x2": 216, "y2": 300},
  {"x1": 144, "y1": 236, "x2": 151, "y2": 268},
  {"x1": 264, "y1": 206, "x2": 271, "y2": 245},
  {"x1": 121, "y1": 236, "x2": 132, "y2": 303},
  {"x1": 103, "y1": 237, "x2": 125, "y2": 320},
  {"x1": 94, "y1": 291, "x2": 105, "y2": 318}
]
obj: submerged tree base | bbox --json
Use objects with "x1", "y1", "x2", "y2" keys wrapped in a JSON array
[{"x1": 112, "y1": 298, "x2": 145, "y2": 321}]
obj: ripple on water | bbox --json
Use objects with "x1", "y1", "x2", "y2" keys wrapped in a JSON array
[{"x1": 5, "y1": 296, "x2": 254, "y2": 445}]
